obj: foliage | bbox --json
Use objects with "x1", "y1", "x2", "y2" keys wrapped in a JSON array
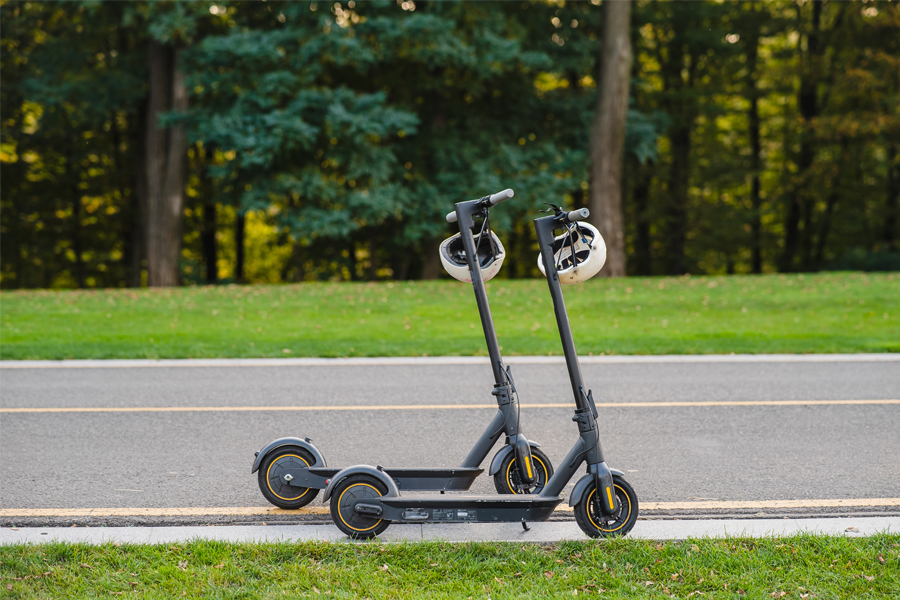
[
  {"x1": 1, "y1": 2, "x2": 146, "y2": 288},
  {"x1": 1, "y1": 272, "x2": 896, "y2": 360},
  {"x1": 2, "y1": 1, "x2": 899, "y2": 288}
]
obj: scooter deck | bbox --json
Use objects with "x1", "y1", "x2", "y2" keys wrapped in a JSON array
[
  {"x1": 373, "y1": 494, "x2": 563, "y2": 524},
  {"x1": 286, "y1": 467, "x2": 484, "y2": 491}
]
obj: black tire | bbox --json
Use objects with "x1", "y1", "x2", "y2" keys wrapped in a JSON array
[
  {"x1": 493, "y1": 447, "x2": 554, "y2": 495},
  {"x1": 257, "y1": 446, "x2": 320, "y2": 509},
  {"x1": 330, "y1": 474, "x2": 391, "y2": 539},
  {"x1": 573, "y1": 475, "x2": 638, "y2": 538}
]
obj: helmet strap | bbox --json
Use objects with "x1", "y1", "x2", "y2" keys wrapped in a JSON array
[
  {"x1": 473, "y1": 213, "x2": 498, "y2": 268},
  {"x1": 568, "y1": 224, "x2": 583, "y2": 268}
]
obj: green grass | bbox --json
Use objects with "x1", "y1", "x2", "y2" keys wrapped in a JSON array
[
  {"x1": 1, "y1": 272, "x2": 897, "y2": 360},
  {"x1": 1, "y1": 536, "x2": 898, "y2": 599}
]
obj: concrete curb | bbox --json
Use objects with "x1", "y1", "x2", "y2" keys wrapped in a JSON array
[
  {"x1": 3, "y1": 517, "x2": 897, "y2": 545},
  {"x1": 1, "y1": 354, "x2": 897, "y2": 369}
]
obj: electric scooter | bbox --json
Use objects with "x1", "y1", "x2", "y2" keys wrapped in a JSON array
[
  {"x1": 323, "y1": 204, "x2": 639, "y2": 539},
  {"x1": 251, "y1": 189, "x2": 554, "y2": 509}
]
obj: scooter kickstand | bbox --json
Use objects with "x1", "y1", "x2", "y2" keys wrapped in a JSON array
[{"x1": 521, "y1": 520, "x2": 530, "y2": 532}]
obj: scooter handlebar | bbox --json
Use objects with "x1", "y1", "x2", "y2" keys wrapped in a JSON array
[
  {"x1": 446, "y1": 188, "x2": 515, "y2": 223},
  {"x1": 487, "y1": 188, "x2": 514, "y2": 206},
  {"x1": 565, "y1": 208, "x2": 590, "y2": 223}
]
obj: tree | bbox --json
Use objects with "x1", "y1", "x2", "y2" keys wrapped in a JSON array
[
  {"x1": 589, "y1": 0, "x2": 632, "y2": 277},
  {"x1": 5, "y1": 1, "x2": 899, "y2": 288},
  {"x1": 143, "y1": 39, "x2": 188, "y2": 287}
]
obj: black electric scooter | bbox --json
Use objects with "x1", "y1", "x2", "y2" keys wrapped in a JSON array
[
  {"x1": 323, "y1": 204, "x2": 639, "y2": 539},
  {"x1": 251, "y1": 189, "x2": 553, "y2": 509}
]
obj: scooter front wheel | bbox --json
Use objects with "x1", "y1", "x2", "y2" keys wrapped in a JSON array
[
  {"x1": 493, "y1": 447, "x2": 553, "y2": 495},
  {"x1": 257, "y1": 446, "x2": 320, "y2": 509},
  {"x1": 573, "y1": 475, "x2": 638, "y2": 538},
  {"x1": 330, "y1": 474, "x2": 391, "y2": 539}
]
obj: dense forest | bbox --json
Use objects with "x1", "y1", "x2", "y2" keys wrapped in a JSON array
[{"x1": 2, "y1": 0, "x2": 899, "y2": 289}]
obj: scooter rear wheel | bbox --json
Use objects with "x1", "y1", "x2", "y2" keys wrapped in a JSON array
[
  {"x1": 573, "y1": 475, "x2": 638, "y2": 538},
  {"x1": 330, "y1": 474, "x2": 390, "y2": 539},
  {"x1": 493, "y1": 447, "x2": 553, "y2": 495},
  {"x1": 257, "y1": 446, "x2": 320, "y2": 509}
]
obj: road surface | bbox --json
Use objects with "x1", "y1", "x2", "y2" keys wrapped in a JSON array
[{"x1": 1, "y1": 355, "x2": 898, "y2": 525}]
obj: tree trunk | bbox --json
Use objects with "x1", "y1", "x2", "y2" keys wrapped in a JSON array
[
  {"x1": 419, "y1": 236, "x2": 443, "y2": 280},
  {"x1": 7, "y1": 204, "x2": 20, "y2": 288},
  {"x1": 132, "y1": 100, "x2": 148, "y2": 287},
  {"x1": 589, "y1": 0, "x2": 632, "y2": 278},
  {"x1": 235, "y1": 211, "x2": 245, "y2": 283},
  {"x1": 749, "y1": 94, "x2": 763, "y2": 274},
  {"x1": 144, "y1": 40, "x2": 187, "y2": 287},
  {"x1": 506, "y1": 221, "x2": 521, "y2": 279},
  {"x1": 746, "y1": 26, "x2": 764, "y2": 274},
  {"x1": 347, "y1": 241, "x2": 359, "y2": 281},
  {"x1": 666, "y1": 121, "x2": 691, "y2": 275},
  {"x1": 629, "y1": 157, "x2": 653, "y2": 275},
  {"x1": 203, "y1": 200, "x2": 217, "y2": 284},
  {"x1": 813, "y1": 191, "x2": 838, "y2": 268},
  {"x1": 71, "y1": 183, "x2": 85, "y2": 288},
  {"x1": 886, "y1": 142, "x2": 899, "y2": 250},
  {"x1": 197, "y1": 141, "x2": 218, "y2": 285},
  {"x1": 291, "y1": 238, "x2": 306, "y2": 282},
  {"x1": 657, "y1": 27, "x2": 696, "y2": 276},
  {"x1": 781, "y1": 0, "x2": 822, "y2": 272},
  {"x1": 367, "y1": 229, "x2": 379, "y2": 281},
  {"x1": 813, "y1": 139, "x2": 847, "y2": 267}
]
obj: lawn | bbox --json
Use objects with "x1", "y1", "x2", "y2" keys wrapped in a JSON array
[
  {"x1": 1, "y1": 272, "x2": 897, "y2": 360},
  {"x1": 1, "y1": 536, "x2": 897, "y2": 599}
]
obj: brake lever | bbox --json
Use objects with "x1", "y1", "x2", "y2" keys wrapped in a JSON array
[
  {"x1": 580, "y1": 387, "x2": 598, "y2": 419},
  {"x1": 505, "y1": 365, "x2": 518, "y2": 395}
]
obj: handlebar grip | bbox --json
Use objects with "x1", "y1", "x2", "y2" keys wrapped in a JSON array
[
  {"x1": 487, "y1": 188, "x2": 514, "y2": 206},
  {"x1": 446, "y1": 211, "x2": 458, "y2": 223},
  {"x1": 565, "y1": 208, "x2": 590, "y2": 222}
]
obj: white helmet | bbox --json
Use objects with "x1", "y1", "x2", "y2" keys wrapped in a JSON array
[
  {"x1": 537, "y1": 222, "x2": 606, "y2": 284},
  {"x1": 440, "y1": 231, "x2": 506, "y2": 283}
]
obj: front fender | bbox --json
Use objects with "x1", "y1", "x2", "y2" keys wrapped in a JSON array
[
  {"x1": 568, "y1": 474, "x2": 595, "y2": 508},
  {"x1": 568, "y1": 467, "x2": 625, "y2": 507},
  {"x1": 322, "y1": 465, "x2": 401, "y2": 502},
  {"x1": 251, "y1": 437, "x2": 325, "y2": 473},
  {"x1": 488, "y1": 440, "x2": 542, "y2": 476}
]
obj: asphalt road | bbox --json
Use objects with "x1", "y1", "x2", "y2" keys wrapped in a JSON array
[{"x1": 2, "y1": 357, "x2": 898, "y2": 522}]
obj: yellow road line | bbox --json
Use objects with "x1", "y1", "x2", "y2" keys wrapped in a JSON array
[
  {"x1": 3, "y1": 498, "x2": 899, "y2": 518},
  {"x1": 1, "y1": 399, "x2": 898, "y2": 414},
  {"x1": 0, "y1": 507, "x2": 331, "y2": 517},
  {"x1": 638, "y1": 498, "x2": 900, "y2": 510},
  {"x1": 3, "y1": 355, "x2": 897, "y2": 369}
]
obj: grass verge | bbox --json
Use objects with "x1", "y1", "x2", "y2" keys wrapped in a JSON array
[
  {"x1": 1, "y1": 535, "x2": 898, "y2": 599},
  {"x1": 1, "y1": 272, "x2": 897, "y2": 360}
]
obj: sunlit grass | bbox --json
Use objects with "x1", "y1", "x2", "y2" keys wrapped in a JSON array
[
  {"x1": 1, "y1": 272, "x2": 897, "y2": 360},
  {"x1": 1, "y1": 535, "x2": 897, "y2": 599}
]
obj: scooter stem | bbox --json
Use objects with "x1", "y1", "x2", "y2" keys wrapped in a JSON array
[
  {"x1": 454, "y1": 200, "x2": 506, "y2": 385},
  {"x1": 534, "y1": 215, "x2": 587, "y2": 407},
  {"x1": 455, "y1": 198, "x2": 536, "y2": 485}
]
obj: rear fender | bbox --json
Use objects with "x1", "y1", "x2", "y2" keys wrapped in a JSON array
[
  {"x1": 322, "y1": 465, "x2": 400, "y2": 502},
  {"x1": 251, "y1": 437, "x2": 325, "y2": 473}
]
